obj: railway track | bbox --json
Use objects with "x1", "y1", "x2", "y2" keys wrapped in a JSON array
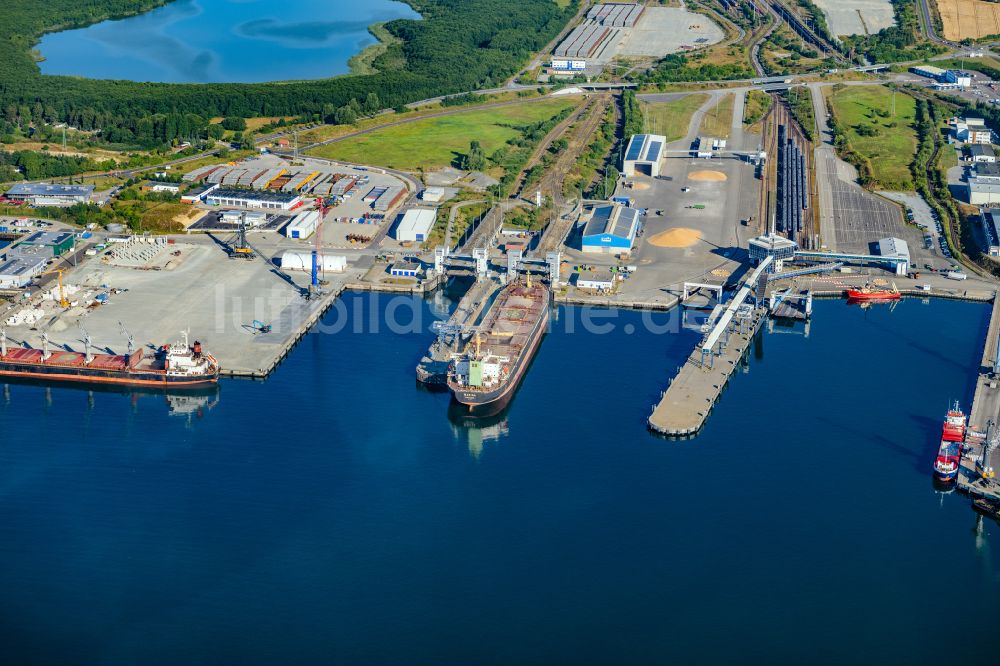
[
  {"x1": 534, "y1": 94, "x2": 614, "y2": 255},
  {"x1": 511, "y1": 96, "x2": 594, "y2": 199}
]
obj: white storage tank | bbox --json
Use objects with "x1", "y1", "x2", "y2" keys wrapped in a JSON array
[{"x1": 278, "y1": 250, "x2": 346, "y2": 273}]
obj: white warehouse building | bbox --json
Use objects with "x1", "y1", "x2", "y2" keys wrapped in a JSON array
[
  {"x1": 278, "y1": 251, "x2": 347, "y2": 273},
  {"x1": 395, "y1": 208, "x2": 437, "y2": 242},
  {"x1": 622, "y1": 134, "x2": 666, "y2": 177},
  {"x1": 284, "y1": 210, "x2": 319, "y2": 239}
]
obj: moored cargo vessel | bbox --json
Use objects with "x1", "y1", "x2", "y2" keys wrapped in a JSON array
[
  {"x1": 933, "y1": 402, "x2": 966, "y2": 483},
  {"x1": 447, "y1": 279, "x2": 549, "y2": 413},
  {"x1": 0, "y1": 331, "x2": 219, "y2": 388}
]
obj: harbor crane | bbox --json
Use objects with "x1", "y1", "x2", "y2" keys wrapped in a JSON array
[
  {"x1": 41, "y1": 267, "x2": 69, "y2": 308},
  {"x1": 982, "y1": 420, "x2": 998, "y2": 480},
  {"x1": 227, "y1": 214, "x2": 255, "y2": 259},
  {"x1": 216, "y1": 214, "x2": 311, "y2": 299},
  {"x1": 310, "y1": 197, "x2": 329, "y2": 297}
]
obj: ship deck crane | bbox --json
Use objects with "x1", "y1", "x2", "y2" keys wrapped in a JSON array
[
  {"x1": 78, "y1": 323, "x2": 93, "y2": 364},
  {"x1": 118, "y1": 321, "x2": 135, "y2": 355}
]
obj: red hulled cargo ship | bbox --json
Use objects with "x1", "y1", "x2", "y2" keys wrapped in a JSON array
[
  {"x1": 0, "y1": 332, "x2": 219, "y2": 388},
  {"x1": 933, "y1": 402, "x2": 966, "y2": 483}
]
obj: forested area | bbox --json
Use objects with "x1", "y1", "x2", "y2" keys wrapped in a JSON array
[
  {"x1": 636, "y1": 54, "x2": 754, "y2": 84},
  {"x1": 839, "y1": 0, "x2": 944, "y2": 64},
  {"x1": 0, "y1": 149, "x2": 111, "y2": 181},
  {"x1": 0, "y1": 0, "x2": 576, "y2": 148}
]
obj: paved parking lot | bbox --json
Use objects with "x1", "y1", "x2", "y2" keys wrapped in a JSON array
[{"x1": 815, "y1": 149, "x2": 903, "y2": 254}]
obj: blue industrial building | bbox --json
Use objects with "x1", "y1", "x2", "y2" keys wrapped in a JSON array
[
  {"x1": 389, "y1": 260, "x2": 422, "y2": 278},
  {"x1": 582, "y1": 204, "x2": 641, "y2": 254}
]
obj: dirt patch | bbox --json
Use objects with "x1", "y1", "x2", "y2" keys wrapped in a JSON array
[
  {"x1": 688, "y1": 170, "x2": 727, "y2": 182},
  {"x1": 648, "y1": 228, "x2": 702, "y2": 248},
  {"x1": 936, "y1": 0, "x2": 1000, "y2": 40},
  {"x1": 629, "y1": 182, "x2": 651, "y2": 191},
  {"x1": 174, "y1": 208, "x2": 205, "y2": 229}
]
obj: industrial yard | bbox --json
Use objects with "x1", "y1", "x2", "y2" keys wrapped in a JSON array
[{"x1": 551, "y1": 3, "x2": 723, "y2": 75}]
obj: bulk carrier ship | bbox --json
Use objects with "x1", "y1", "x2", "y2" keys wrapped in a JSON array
[
  {"x1": 447, "y1": 278, "x2": 549, "y2": 413},
  {"x1": 0, "y1": 331, "x2": 219, "y2": 388}
]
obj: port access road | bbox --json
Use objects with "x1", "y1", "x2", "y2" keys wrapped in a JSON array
[{"x1": 961, "y1": 295, "x2": 1000, "y2": 501}]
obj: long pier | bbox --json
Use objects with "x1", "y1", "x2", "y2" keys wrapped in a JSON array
[
  {"x1": 648, "y1": 257, "x2": 773, "y2": 436},
  {"x1": 959, "y1": 294, "x2": 1000, "y2": 501},
  {"x1": 647, "y1": 306, "x2": 768, "y2": 436}
]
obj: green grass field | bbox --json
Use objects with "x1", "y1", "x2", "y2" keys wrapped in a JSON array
[
  {"x1": 640, "y1": 94, "x2": 708, "y2": 143},
  {"x1": 828, "y1": 85, "x2": 917, "y2": 189},
  {"x1": 698, "y1": 94, "x2": 735, "y2": 140},
  {"x1": 308, "y1": 99, "x2": 577, "y2": 171}
]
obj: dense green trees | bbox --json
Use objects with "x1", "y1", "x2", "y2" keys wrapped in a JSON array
[
  {"x1": 460, "y1": 140, "x2": 487, "y2": 171},
  {"x1": 840, "y1": 0, "x2": 944, "y2": 64},
  {"x1": 0, "y1": 0, "x2": 576, "y2": 149},
  {"x1": 221, "y1": 117, "x2": 247, "y2": 131},
  {"x1": 0, "y1": 149, "x2": 110, "y2": 180}
]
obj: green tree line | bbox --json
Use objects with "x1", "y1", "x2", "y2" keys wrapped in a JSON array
[{"x1": 0, "y1": 0, "x2": 576, "y2": 148}]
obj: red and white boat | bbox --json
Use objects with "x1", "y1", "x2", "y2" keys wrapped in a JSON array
[
  {"x1": 933, "y1": 402, "x2": 966, "y2": 483},
  {"x1": 847, "y1": 282, "x2": 900, "y2": 302}
]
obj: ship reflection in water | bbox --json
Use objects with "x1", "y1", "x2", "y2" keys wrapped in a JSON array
[
  {"x1": 0, "y1": 379, "x2": 220, "y2": 424},
  {"x1": 447, "y1": 401, "x2": 510, "y2": 458}
]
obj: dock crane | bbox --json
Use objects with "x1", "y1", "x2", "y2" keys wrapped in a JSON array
[
  {"x1": 216, "y1": 212, "x2": 312, "y2": 299},
  {"x1": 41, "y1": 267, "x2": 69, "y2": 307},
  {"x1": 982, "y1": 420, "x2": 998, "y2": 480},
  {"x1": 311, "y1": 198, "x2": 327, "y2": 296},
  {"x1": 227, "y1": 214, "x2": 255, "y2": 260}
]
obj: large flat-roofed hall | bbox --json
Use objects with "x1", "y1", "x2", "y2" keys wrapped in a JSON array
[
  {"x1": 582, "y1": 204, "x2": 641, "y2": 253},
  {"x1": 622, "y1": 134, "x2": 666, "y2": 177},
  {"x1": 3, "y1": 183, "x2": 94, "y2": 206}
]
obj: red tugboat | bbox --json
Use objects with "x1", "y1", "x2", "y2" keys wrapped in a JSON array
[
  {"x1": 933, "y1": 402, "x2": 966, "y2": 483},
  {"x1": 847, "y1": 282, "x2": 901, "y2": 302}
]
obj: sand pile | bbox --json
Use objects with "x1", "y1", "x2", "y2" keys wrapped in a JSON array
[
  {"x1": 648, "y1": 228, "x2": 702, "y2": 248},
  {"x1": 630, "y1": 182, "x2": 651, "y2": 190},
  {"x1": 688, "y1": 170, "x2": 727, "y2": 182}
]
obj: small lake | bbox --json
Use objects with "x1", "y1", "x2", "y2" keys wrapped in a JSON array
[{"x1": 37, "y1": 0, "x2": 420, "y2": 83}]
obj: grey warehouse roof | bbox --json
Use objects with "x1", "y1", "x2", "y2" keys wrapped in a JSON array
[
  {"x1": 6, "y1": 183, "x2": 94, "y2": 197},
  {"x1": 583, "y1": 204, "x2": 640, "y2": 237},
  {"x1": 208, "y1": 188, "x2": 299, "y2": 203},
  {"x1": 23, "y1": 231, "x2": 74, "y2": 246},
  {"x1": 0, "y1": 256, "x2": 44, "y2": 277}
]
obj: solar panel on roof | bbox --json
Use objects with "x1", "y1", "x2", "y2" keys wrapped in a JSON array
[
  {"x1": 611, "y1": 208, "x2": 638, "y2": 238},
  {"x1": 646, "y1": 140, "x2": 662, "y2": 161},
  {"x1": 625, "y1": 136, "x2": 644, "y2": 162}
]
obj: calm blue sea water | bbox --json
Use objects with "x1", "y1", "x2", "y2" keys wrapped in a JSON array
[
  {"x1": 37, "y1": 0, "x2": 420, "y2": 83},
  {"x1": 0, "y1": 292, "x2": 998, "y2": 664}
]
